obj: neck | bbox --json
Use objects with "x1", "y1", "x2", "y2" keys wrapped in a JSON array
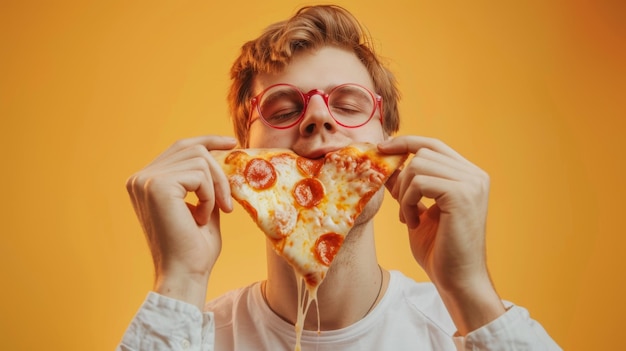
[{"x1": 263, "y1": 220, "x2": 388, "y2": 330}]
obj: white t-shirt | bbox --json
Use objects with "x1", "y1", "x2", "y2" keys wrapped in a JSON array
[{"x1": 119, "y1": 271, "x2": 561, "y2": 351}]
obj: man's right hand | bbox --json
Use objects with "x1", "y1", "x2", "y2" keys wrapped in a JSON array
[{"x1": 125, "y1": 135, "x2": 237, "y2": 309}]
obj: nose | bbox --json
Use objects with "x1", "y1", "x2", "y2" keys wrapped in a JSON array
[{"x1": 299, "y1": 93, "x2": 337, "y2": 136}]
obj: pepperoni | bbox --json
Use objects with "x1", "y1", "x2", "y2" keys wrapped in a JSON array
[
  {"x1": 296, "y1": 157, "x2": 324, "y2": 177},
  {"x1": 293, "y1": 178, "x2": 324, "y2": 208},
  {"x1": 302, "y1": 271, "x2": 321, "y2": 287},
  {"x1": 313, "y1": 233, "x2": 344, "y2": 266},
  {"x1": 225, "y1": 150, "x2": 247, "y2": 165},
  {"x1": 244, "y1": 158, "x2": 277, "y2": 190}
]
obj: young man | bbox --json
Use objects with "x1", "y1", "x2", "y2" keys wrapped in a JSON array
[{"x1": 119, "y1": 5, "x2": 560, "y2": 350}]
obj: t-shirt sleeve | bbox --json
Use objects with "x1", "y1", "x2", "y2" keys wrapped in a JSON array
[
  {"x1": 117, "y1": 292, "x2": 215, "y2": 351},
  {"x1": 452, "y1": 305, "x2": 562, "y2": 351}
]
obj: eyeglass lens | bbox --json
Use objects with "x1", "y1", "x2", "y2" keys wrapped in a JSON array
[{"x1": 257, "y1": 85, "x2": 375, "y2": 128}]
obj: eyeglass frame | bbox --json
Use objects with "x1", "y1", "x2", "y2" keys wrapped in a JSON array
[{"x1": 247, "y1": 83, "x2": 384, "y2": 130}]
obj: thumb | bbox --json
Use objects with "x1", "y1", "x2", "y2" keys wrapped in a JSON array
[
  {"x1": 187, "y1": 201, "x2": 211, "y2": 226},
  {"x1": 206, "y1": 206, "x2": 220, "y2": 233}
]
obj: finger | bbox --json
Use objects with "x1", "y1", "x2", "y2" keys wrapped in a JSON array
[
  {"x1": 398, "y1": 177, "x2": 424, "y2": 229},
  {"x1": 395, "y1": 153, "x2": 461, "y2": 206},
  {"x1": 399, "y1": 202, "x2": 427, "y2": 224},
  {"x1": 177, "y1": 144, "x2": 233, "y2": 213},
  {"x1": 378, "y1": 136, "x2": 471, "y2": 166},
  {"x1": 397, "y1": 176, "x2": 422, "y2": 229},
  {"x1": 385, "y1": 169, "x2": 401, "y2": 198},
  {"x1": 193, "y1": 179, "x2": 217, "y2": 225},
  {"x1": 208, "y1": 204, "x2": 222, "y2": 233},
  {"x1": 183, "y1": 160, "x2": 232, "y2": 219},
  {"x1": 412, "y1": 147, "x2": 479, "y2": 177},
  {"x1": 149, "y1": 145, "x2": 233, "y2": 213},
  {"x1": 405, "y1": 152, "x2": 466, "y2": 182},
  {"x1": 397, "y1": 173, "x2": 456, "y2": 227},
  {"x1": 138, "y1": 168, "x2": 216, "y2": 230},
  {"x1": 126, "y1": 173, "x2": 143, "y2": 215},
  {"x1": 154, "y1": 135, "x2": 237, "y2": 163},
  {"x1": 174, "y1": 169, "x2": 215, "y2": 204},
  {"x1": 206, "y1": 152, "x2": 233, "y2": 213},
  {"x1": 187, "y1": 202, "x2": 208, "y2": 226},
  {"x1": 167, "y1": 169, "x2": 217, "y2": 226},
  {"x1": 400, "y1": 202, "x2": 428, "y2": 229},
  {"x1": 396, "y1": 166, "x2": 417, "y2": 208},
  {"x1": 399, "y1": 207, "x2": 406, "y2": 224},
  {"x1": 417, "y1": 201, "x2": 428, "y2": 214},
  {"x1": 153, "y1": 138, "x2": 236, "y2": 167},
  {"x1": 192, "y1": 188, "x2": 219, "y2": 227}
]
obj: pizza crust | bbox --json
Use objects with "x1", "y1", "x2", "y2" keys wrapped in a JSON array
[{"x1": 211, "y1": 143, "x2": 407, "y2": 285}]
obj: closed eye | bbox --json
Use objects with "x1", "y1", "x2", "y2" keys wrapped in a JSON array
[{"x1": 265, "y1": 108, "x2": 302, "y2": 123}]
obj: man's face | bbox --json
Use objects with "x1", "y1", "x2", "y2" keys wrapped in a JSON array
[{"x1": 248, "y1": 46, "x2": 386, "y2": 155}]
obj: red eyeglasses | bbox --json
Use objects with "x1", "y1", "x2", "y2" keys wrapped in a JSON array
[{"x1": 248, "y1": 83, "x2": 383, "y2": 129}]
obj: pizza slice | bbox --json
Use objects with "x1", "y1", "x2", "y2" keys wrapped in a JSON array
[
  {"x1": 211, "y1": 142, "x2": 406, "y2": 349},
  {"x1": 211, "y1": 142, "x2": 407, "y2": 289}
]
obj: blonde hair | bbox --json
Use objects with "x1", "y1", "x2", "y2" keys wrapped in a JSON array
[{"x1": 228, "y1": 5, "x2": 400, "y2": 146}]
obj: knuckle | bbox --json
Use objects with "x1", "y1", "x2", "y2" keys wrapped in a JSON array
[
  {"x1": 190, "y1": 156, "x2": 210, "y2": 170},
  {"x1": 414, "y1": 147, "x2": 430, "y2": 158},
  {"x1": 172, "y1": 138, "x2": 190, "y2": 149},
  {"x1": 190, "y1": 143, "x2": 207, "y2": 153},
  {"x1": 142, "y1": 176, "x2": 161, "y2": 193},
  {"x1": 472, "y1": 170, "x2": 490, "y2": 192},
  {"x1": 125, "y1": 175, "x2": 136, "y2": 192},
  {"x1": 399, "y1": 191, "x2": 411, "y2": 207},
  {"x1": 191, "y1": 144, "x2": 213, "y2": 161},
  {"x1": 405, "y1": 158, "x2": 424, "y2": 175},
  {"x1": 410, "y1": 175, "x2": 424, "y2": 188},
  {"x1": 430, "y1": 137, "x2": 444, "y2": 148},
  {"x1": 126, "y1": 173, "x2": 147, "y2": 194},
  {"x1": 459, "y1": 177, "x2": 488, "y2": 202}
]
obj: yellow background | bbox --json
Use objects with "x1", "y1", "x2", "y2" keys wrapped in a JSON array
[{"x1": 1, "y1": 1, "x2": 624, "y2": 350}]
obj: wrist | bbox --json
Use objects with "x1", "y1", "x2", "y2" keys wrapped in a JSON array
[
  {"x1": 436, "y1": 274, "x2": 506, "y2": 335},
  {"x1": 154, "y1": 271, "x2": 210, "y2": 311}
]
